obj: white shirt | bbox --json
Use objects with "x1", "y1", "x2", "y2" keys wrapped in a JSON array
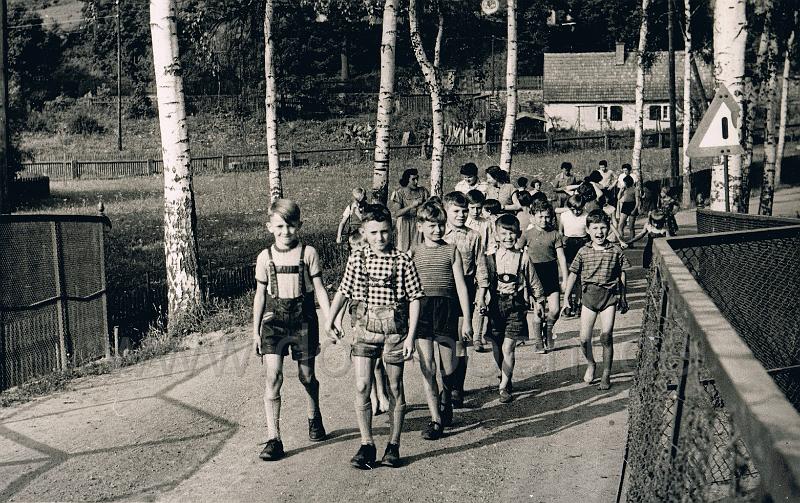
[
  {"x1": 455, "y1": 180, "x2": 486, "y2": 195},
  {"x1": 616, "y1": 172, "x2": 639, "y2": 189}
]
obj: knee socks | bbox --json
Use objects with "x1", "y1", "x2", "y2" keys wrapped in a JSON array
[
  {"x1": 265, "y1": 396, "x2": 281, "y2": 440},
  {"x1": 388, "y1": 395, "x2": 406, "y2": 445},
  {"x1": 545, "y1": 319, "x2": 556, "y2": 347},
  {"x1": 355, "y1": 400, "x2": 374, "y2": 445},
  {"x1": 601, "y1": 339, "x2": 614, "y2": 377}
]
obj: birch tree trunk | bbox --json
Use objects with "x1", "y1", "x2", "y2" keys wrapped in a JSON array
[
  {"x1": 631, "y1": 0, "x2": 649, "y2": 186},
  {"x1": 150, "y1": 0, "x2": 202, "y2": 329},
  {"x1": 776, "y1": 18, "x2": 796, "y2": 187},
  {"x1": 264, "y1": 0, "x2": 282, "y2": 202},
  {"x1": 499, "y1": 0, "x2": 517, "y2": 172},
  {"x1": 681, "y1": 0, "x2": 692, "y2": 208},
  {"x1": 434, "y1": 3, "x2": 443, "y2": 70},
  {"x1": 372, "y1": 0, "x2": 397, "y2": 205},
  {"x1": 710, "y1": 0, "x2": 746, "y2": 212},
  {"x1": 409, "y1": 0, "x2": 444, "y2": 198},
  {"x1": 759, "y1": 21, "x2": 779, "y2": 215}
]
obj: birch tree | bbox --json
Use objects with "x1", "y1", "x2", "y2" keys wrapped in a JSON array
[
  {"x1": 681, "y1": 0, "x2": 692, "y2": 208},
  {"x1": 758, "y1": 1, "x2": 778, "y2": 215},
  {"x1": 372, "y1": 0, "x2": 397, "y2": 204},
  {"x1": 776, "y1": 12, "x2": 797, "y2": 188},
  {"x1": 409, "y1": 0, "x2": 444, "y2": 198},
  {"x1": 631, "y1": 0, "x2": 649, "y2": 186},
  {"x1": 709, "y1": 0, "x2": 746, "y2": 212},
  {"x1": 264, "y1": 0, "x2": 282, "y2": 202},
  {"x1": 499, "y1": 0, "x2": 517, "y2": 172},
  {"x1": 150, "y1": 0, "x2": 202, "y2": 329}
]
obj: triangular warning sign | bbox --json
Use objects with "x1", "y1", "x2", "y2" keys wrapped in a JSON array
[{"x1": 686, "y1": 84, "x2": 745, "y2": 158}]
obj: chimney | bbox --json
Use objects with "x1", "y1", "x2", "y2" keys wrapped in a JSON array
[{"x1": 615, "y1": 42, "x2": 626, "y2": 65}]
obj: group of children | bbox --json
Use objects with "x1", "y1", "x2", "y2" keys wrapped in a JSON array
[{"x1": 251, "y1": 159, "x2": 680, "y2": 469}]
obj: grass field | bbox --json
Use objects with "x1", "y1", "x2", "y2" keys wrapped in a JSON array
[{"x1": 16, "y1": 145, "x2": 726, "y2": 293}]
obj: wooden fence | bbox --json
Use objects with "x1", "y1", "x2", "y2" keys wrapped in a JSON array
[{"x1": 20, "y1": 130, "x2": 694, "y2": 181}]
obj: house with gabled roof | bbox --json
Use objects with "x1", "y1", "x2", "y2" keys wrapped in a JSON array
[{"x1": 542, "y1": 43, "x2": 714, "y2": 132}]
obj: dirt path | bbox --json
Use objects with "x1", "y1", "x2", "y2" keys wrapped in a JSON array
[{"x1": 3, "y1": 189, "x2": 796, "y2": 503}]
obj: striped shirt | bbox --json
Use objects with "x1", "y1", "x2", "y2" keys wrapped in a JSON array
[
  {"x1": 569, "y1": 242, "x2": 631, "y2": 289},
  {"x1": 443, "y1": 224, "x2": 489, "y2": 288},
  {"x1": 338, "y1": 247, "x2": 424, "y2": 306},
  {"x1": 412, "y1": 243, "x2": 457, "y2": 298}
]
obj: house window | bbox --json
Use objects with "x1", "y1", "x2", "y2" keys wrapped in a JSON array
[
  {"x1": 649, "y1": 105, "x2": 661, "y2": 120},
  {"x1": 610, "y1": 106, "x2": 623, "y2": 121},
  {"x1": 661, "y1": 105, "x2": 670, "y2": 119},
  {"x1": 597, "y1": 106, "x2": 608, "y2": 121}
]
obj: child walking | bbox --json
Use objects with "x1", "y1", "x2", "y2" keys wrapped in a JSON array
[
  {"x1": 325, "y1": 203, "x2": 424, "y2": 469},
  {"x1": 411, "y1": 199, "x2": 473, "y2": 438},
  {"x1": 563, "y1": 209, "x2": 631, "y2": 391},
  {"x1": 481, "y1": 214, "x2": 546, "y2": 403},
  {"x1": 442, "y1": 191, "x2": 489, "y2": 404},
  {"x1": 558, "y1": 195, "x2": 589, "y2": 318},
  {"x1": 627, "y1": 210, "x2": 669, "y2": 269},
  {"x1": 517, "y1": 200, "x2": 568, "y2": 353},
  {"x1": 465, "y1": 189, "x2": 493, "y2": 353},
  {"x1": 253, "y1": 199, "x2": 332, "y2": 461},
  {"x1": 336, "y1": 187, "x2": 367, "y2": 244}
]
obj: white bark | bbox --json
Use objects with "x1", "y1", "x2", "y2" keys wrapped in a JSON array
[
  {"x1": 681, "y1": 0, "x2": 692, "y2": 208},
  {"x1": 264, "y1": 0, "x2": 282, "y2": 202},
  {"x1": 631, "y1": 0, "x2": 649, "y2": 187},
  {"x1": 710, "y1": 0, "x2": 746, "y2": 212},
  {"x1": 434, "y1": 4, "x2": 443, "y2": 70},
  {"x1": 776, "y1": 19, "x2": 796, "y2": 188},
  {"x1": 759, "y1": 17, "x2": 779, "y2": 216},
  {"x1": 409, "y1": 0, "x2": 444, "y2": 198},
  {"x1": 372, "y1": 0, "x2": 397, "y2": 205},
  {"x1": 499, "y1": 0, "x2": 517, "y2": 172},
  {"x1": 150, "y1": 0, "x2": 202, "y2": 327}
]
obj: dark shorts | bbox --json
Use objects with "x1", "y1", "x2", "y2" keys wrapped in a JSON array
[
  {"x1": 533, "y1": 260, "x2": 560, "y2": 297},
  {"x1": 351, "y1": 339, "x2": 406, "y2": 365},
  {"x1": 564, "y1": 236, "x2": 589, "y2": 265},
  {"x1": 620, "y1": 201, "x2": 636, "y2": 216},
  {"x1": 417, "y1": 296, "x2": 460, "y2": 340},
  {"x1": 582, "y1": 284, "x2": 618, "y2": 312},
  {"x1": 260, "y1": 296, "x2": 320, "y2": 361},
  {"x1": 487, "y1": 292, "x2": 528, "y2": 342}
]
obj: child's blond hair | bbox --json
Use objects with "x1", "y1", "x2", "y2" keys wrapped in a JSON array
[{"x1": 268, "y1": 198, "x2": 301, "y2": 225}]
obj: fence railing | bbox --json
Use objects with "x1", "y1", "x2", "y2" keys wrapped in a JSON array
[
  {"x1": 620, "y1": 216, "x2": 800, "y2": 501},
  {"x1": 21, "y1": 130, "x2": 687, "y2": 181}
]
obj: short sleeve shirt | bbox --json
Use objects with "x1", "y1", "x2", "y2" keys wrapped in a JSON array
[
  {"x1": 443, "y1": 224, "x2": 489, "y2": 288},
  {"x1": 337, "y1": 247, "x2": 424, "y2": 306},
  {"x1": 255, "y1": 244, "x2": 321, "y2": 299},
  {"x1": 455, "y1": 180, "x2": 486, "y2": 195},
  {"x1": 489, "y1": 248, "x2": 545, "y2": 299},
  {"x1": 569, "y1": 242, "x2": 631, "y2": 289},
  {"x1": 519, "y1": 228, "x2": 563, "y2": 263},
  {"x1": 485, "y1": 183, "x2": 515, "y2": 206}
]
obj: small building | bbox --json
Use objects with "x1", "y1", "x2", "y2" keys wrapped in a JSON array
[{"x1": 543, "y1": 44, "x2": 714, "y2": 132}]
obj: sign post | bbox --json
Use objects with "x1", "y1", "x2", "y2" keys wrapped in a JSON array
[{"x1": 686, "y1": 84, "x2": 744, "y2": 212}]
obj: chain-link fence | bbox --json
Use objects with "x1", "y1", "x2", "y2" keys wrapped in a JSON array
[
  {"x1": 0, "y1": 215, "x2": 111, "y2": 391},
  {"x1": 621, "y1": 215, "x2": 800, "y2": 502}
]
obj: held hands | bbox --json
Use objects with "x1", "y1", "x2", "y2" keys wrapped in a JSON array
[
  {"x1": 324, "y1": 320, "x2": 344, "y2": 344},
  {"x1": 619, "y1": 241, "x2": 629, "y2": 250}
]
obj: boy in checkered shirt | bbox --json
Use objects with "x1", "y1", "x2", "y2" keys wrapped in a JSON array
[
  {"x1": 325, "y1": 203, "x2": 424, "y2": 469},
  {"x1": 563, "y1": 209, "x2": 631, "y2": 390}
]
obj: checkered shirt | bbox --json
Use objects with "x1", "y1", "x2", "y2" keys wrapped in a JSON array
[
  {"x1": 569, "y1": 242, "x2": 631, "y2": 289},
  {"x1": 443, "y1": 224, "x2": 489, "y2": 288},
  {"x1": 337, "y1": 247, "x2": 424, "y2": 306}
]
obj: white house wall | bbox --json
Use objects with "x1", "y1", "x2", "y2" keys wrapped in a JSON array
[{"x1": 544, "y1": 102, "x2": 683, "y2": 132}]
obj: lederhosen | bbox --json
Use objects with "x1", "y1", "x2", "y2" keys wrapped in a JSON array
[
  {"x1": 349, "y1": 251, "x2": 409, "y2": 363},
  {"x1": 486, "y1": 253, "x2": 529, "y2": 341},
  {"x1": 259, "y1": 245, "x2": 320, "y2": 360}
]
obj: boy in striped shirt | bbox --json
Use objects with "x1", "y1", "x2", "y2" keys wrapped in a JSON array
[{"x1": 563, "y1": 209, "x2": 631, "y2": 390}]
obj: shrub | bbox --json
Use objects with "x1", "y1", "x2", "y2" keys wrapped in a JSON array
[
  {"x1": 65, "y1": 112, "x2": 106, "y2": 135},
  {"x1": 125, "y1": 85, "x2": 156, "y2": 119}
]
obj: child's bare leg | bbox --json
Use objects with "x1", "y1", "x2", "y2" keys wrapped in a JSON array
[
  {"x1": 597, "y1": 304, "x2": 617, "y2": 390},
  {"x1": 371, "y1": 360, "x2": 390, "y2": 415},
  {"x1": 628, "y1": 213, "x2": 636, "y2": 239},
  {"x1": 451, "y1": 319, "x2": 469, "y2": 406},
  {"x1": 527, "y1": 310, "x2": 543, "y2": 350},
  {"x1": 618, "y1": 214, "x2": 628, "y2": 240},
  {"x1": 297, "y1": 358, "x2": 320, "y2": 419},
  {"x1": 546, "y1": 291, "x2": 561, "y2": 349},
  {"x1": 353, "y1": 355, "x2": 375, "y2": 445},
  {"x1": 499, "y1": 339, "x2": 516, "y2": 391},
  {"x1": 490, "y1": 337, "x2": 503, "y2": 374},
  {"x1": 263, "y1": 354, "x2": 284, "y2": 440},
  {"x1": 415, "y1": 339, "x2": 442, "y2": 424},
  {"x1": 579, "y1": 306, "x2": 599, "y2": 383},
  {"x1": 437, "y1": 338, "x2": 458, "y2": 407},
  {"x1": 383, "y1": 359, "x2": 406, "y2": 445}
]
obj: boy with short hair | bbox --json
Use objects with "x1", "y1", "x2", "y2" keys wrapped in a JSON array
[
  {"x1": 563, "y1": 209, "x2": 631, "y2": 391},
  {"x1": 465, "y1": 189, "x2": 492, "y2": 353},
  {"x1": 253, "y1": 199, "x2": 333, "y2": 461},
  {"x1": 411, "y1": 199, "x2": 473, "y2": 438},
  {"x1": 325, "y1": 203, "x2": 423, "y2": 469},
  {"x1": 442, "y1": 191, "x2": 489, "y2": 400},
  {"x1": 480, "y1": 214, "x2": 546, "y2": 403}
]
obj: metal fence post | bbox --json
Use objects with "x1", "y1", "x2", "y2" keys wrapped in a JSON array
[
  {"x1": 604, "y1": 132, "x2": 610, "y2": 150},
  {"x1": 221, "y1": 154, "x2": 228, "y2": 172},
  {"x1": 289, "y1": 148, "x2": 296, "y2": 169},
  {"x1": 51, "y1": 222, "x2": 69, "y2": 370},
  {"x1": 71, "y1": 159, "x2": 79, "y2": 180}
]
